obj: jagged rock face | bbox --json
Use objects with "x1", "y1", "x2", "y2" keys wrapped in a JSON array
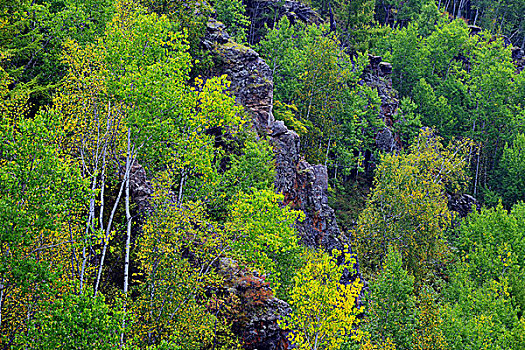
[
  {"x1": 128, "y1": 162, "x2": 153, "y2": 215},
  {"x1": 271, "y1": 120, "x2": 300, "y2": 195},
  {"x1": 512, "y1": 47, "x2": 524, "y2": 60},
  {"x1": 118, "y1": 160, "x2": 153, "y2": 225},
  {"x1": 203, "y1": 19, "x2": 348, "y2": 253},
  {"x1": 123, "y1": 21, "x2": 295, "y2": 350},
  {"x1": 243, "y1": 0, "x2": 323, "y2": 44},
  {"x1": 294, "y1": 162, "x2": 345, "y2": 252},
  {"x1": 127, "y1": 20, "x2": 400, "y2": 349},
  {"x1": 125, "y1": 160, "x2": 291, "y2": 350},
  {"x1": 203, "y1": 19, "x2": 274, "y2": 130},
  {"x1": 203, "y1": 20, "x2": 293, "y2": 350},
  {"x1": 203, "y1": 17, "x2": 354, "y2": 348},
  {"x1": 125, "y1": 14, "x2": 388, "y2": 349}
]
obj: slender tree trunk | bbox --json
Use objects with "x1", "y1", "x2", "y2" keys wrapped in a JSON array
[
  {"x1": 445, "y1": 0, "x2": 451, "y2": 13},
  {"x1": 324, "y1": 132, "x2": 332, "y2": 168},
  {"x1": 93, "y1": 104, "x2": 117, "y2": 297},
  {"x1": 121, "y1": 127, "x2": 134, "y2": 347},
  {"x1": 457, "y1": 0, "x2": 466, "y2": 18},
  {"x1": 79, "y1": 104, "x2": 111, "y2": 295},
  {"x1": 474, "y1": 148, "x2": 480, "y2": 196},
  {"x1": 99, "y1": 147, "x2": 107, "y2": 233},
  {"x1": 80, "y1": 175, "x2": 97, "y2": 295},
  {"x1": 499, "y1": 13, "x2": 506, "y2": 34},
  {"x1": 94, "y1": 165, "x2": 129, "y2": 297},
  {"x1": 0, "y1": 278, "x2": 4, "y2": 329}
]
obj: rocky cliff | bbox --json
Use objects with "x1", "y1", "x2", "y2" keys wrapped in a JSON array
[
  {"x1": 212, "y1": 258, "x2": 292, "y2": 350},
  {"x1": 203, "y1": 18, "x2": 349, "y2": 258},
  {"x1": 127, "y1": 4, "x2": 408, "y2": 347},
  {"x1": 203, "y1": 17, "x2": 357, "y2": 350},
  {"x1": 124, "y1": 11, "x2": 405, "y2": 348}
]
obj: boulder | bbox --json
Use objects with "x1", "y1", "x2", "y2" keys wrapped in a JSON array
[
  {"x1": 447, "y1": 193, "x2": 480, "y2": 218},
  {"x1": 379, "y1": 61, "x2": 393, "y2": 76},
  {"x1": 468, "y1": 25, "x2": 482, "y2": 36}
]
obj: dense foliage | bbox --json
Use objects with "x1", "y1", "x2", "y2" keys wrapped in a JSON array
[
  {"x1": 257, "y1": 17, "x2": 383, "y2": 176},
  {"x1": 1, "y1": 0, "x2": 524, "y2": 349}
]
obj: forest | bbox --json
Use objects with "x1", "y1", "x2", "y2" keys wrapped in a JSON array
[{"x1": 0, "y1": 0, "x2": 524, "y2": 349}]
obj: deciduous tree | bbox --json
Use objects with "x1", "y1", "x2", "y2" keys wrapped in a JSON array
[
  {"x1": 355, "y1": 129, "x2": 472, "y2": 281},
  {"x1": 279, "y1": 250, "x2": 363, "y2": 350}
]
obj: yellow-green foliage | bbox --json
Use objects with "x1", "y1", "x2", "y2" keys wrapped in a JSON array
[
  {"x1": 414, "y1": 289, "x2": 447, "y2": 350},
  {"x1": 0, "y1": 56, "x2": 29, "y2": 120},
  {"x1": 440, "y1": 270, "x2": 517, "y2": 350},
  {"x1": 257, "y1": 18, "x2": 382, "y2": 174},
  {"x1": 280, "y1": 250, "x2": 363, "y2": 350},
  {"x1": 212, "y1": 0, "x2": 249, "y2": 43},
  {"x1": 138, "y1": 0, "x2": 213, "y2": 74},
  {"x1": 273, "y1": 100, "x2": 308, "y2": 136},
  {"x1": 0, "y1": 1, "x2": 249, "y2": 347},
  {"x1": 356, "y1": 128, "x2": 472, "y2": 281},
  {"x1": 0, "y1": 68, "x2": 91, "y2": 345},
  {"x1": 363, "y1": 246, "x2": 417, "y2": 350},
  {"x1": 512, "y1": 317, "x2": 525, "y2": 349},
  {"x1": 439, "y1": 202, "x2": 525, "y2": 349},
  {"x1": 359, "y1": 334, "x2": 397, "y2": 350},
  {"x1": 132, "y1": 174, "x2": 239, "y2": 349}
]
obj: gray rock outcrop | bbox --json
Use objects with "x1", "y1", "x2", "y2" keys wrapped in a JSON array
[
  {"x1": 203, "y1": 18, "x2": 349, "y2": 255},
  {"x1": 203, "y1": 19, "x2": 274, "y2": 130},
  {"x1": 447, "y1": 193, "x2": 480, "y2": 218},
  {"x1": 203, "y1": 17, "x2": 357, "y2": 349},
  {"x1": 213, "y1": 258, "x2": 291, "y2": 350},
  {"x1": 128, "y1": 162, "x2": 153, "y2": 215}
]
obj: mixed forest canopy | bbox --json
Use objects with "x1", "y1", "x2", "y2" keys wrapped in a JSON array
[{"x1": 0, "y1": 0, "x2": 524, "y2": 349}]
